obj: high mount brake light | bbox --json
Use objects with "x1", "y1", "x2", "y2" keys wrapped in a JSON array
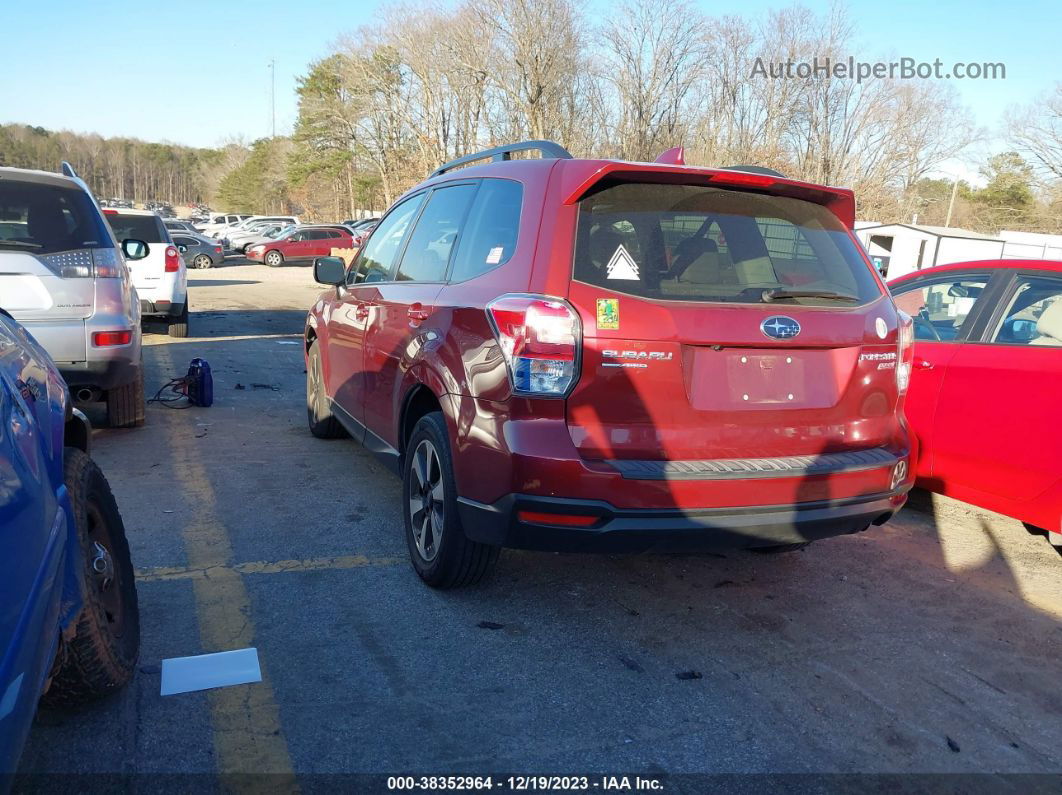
[
  {"x1": 896, "y1": 311, "x2": 914, "y2": 395},
  {"x1": 708, "y1": 171, "x2": 776, "y2": 188},
  {"x1": 487, "y1": 294, "x2": 581, "y2": 397}
]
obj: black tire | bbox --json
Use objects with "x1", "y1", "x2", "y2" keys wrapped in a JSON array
[
  {"x1": 168, "y1": 305, "x2": 189, "y2": 338},
  {"x1": 105, "y1": 369, "x2": 145, "y2": 428},
  {"x1": 192, "y1": 254, "x2": 212, "y2": 270},
  {"x1": 42, "y1": 449, "x2": 139, "y2": 708},
  {"x1": 403, "y1": 412, "x2": 499, "y2": 588},
  {"x1": 264, "y1": 249, "x2": 284, "y2": 267},
  {"x1": 751, "y1": 542, "x2": 811, "y2": 554},
  {"x1": 306, "y1": 340, "x2": 346, "y2": 439}
]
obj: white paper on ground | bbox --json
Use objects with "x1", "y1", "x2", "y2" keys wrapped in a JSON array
[{"x1": 160, "y1": 648, "x2": 262, "y2": 696}]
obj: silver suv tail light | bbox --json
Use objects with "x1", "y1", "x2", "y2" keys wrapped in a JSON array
[{"x1": 40, "y1": 247, "x2": 122, "y2": 278}]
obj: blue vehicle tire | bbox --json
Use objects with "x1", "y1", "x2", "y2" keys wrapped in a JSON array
[{"x1": 42, "y1": 449, "x2": 139, "y2": 708}]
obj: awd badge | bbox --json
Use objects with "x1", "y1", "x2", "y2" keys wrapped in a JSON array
[{"x1": 596, "y1": 298, "x2": 619, "y2": 330}]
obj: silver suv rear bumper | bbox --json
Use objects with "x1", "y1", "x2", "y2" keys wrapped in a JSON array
[{"x1": 60, "y1": 356, "x2": 140, "y2": 393}]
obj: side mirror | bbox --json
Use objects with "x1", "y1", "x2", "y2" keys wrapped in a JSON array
[
  {"x1": 1006, "y1": 317, "x2": 1037, "y2": 341},
  {"x1": 122, "y1": 239, "x2": 150, "y2": 260},
  {"x1": 314, "y1": 256, "x2": 346, "y2": 286}
]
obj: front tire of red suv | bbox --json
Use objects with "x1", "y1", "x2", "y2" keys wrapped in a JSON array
[
  {"x1": 306, "y1": 340, "x2": 347, "y2": 439},
  {"x1": 403, "y1": 412, "x2": 499, "y2": 588}
]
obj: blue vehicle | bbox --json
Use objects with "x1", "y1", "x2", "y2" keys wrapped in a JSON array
[{"x1": 0, "y1": 310, "x2": 139, "y2": 774}]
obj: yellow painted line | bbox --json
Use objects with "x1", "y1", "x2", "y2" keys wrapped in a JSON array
[
  {"x1": 155, "y1": 346, "x2": 298, "y2": 789},
  {"x1": 137, "y1": 554, "x2": 404, "y2": 582}
]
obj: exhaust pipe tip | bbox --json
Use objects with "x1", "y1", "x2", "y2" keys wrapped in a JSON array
[{"x1": 74, "y1": 387, "x2": 98, "y2": 403}]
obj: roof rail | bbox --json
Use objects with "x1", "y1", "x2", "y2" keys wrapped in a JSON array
[
  {"x1": 718, "y1": 165, "x2": 787, "y2": 178},
  {"x1": 431, "y1": 140, "x2": 573, "y2": 178},
  {"x1": 60, "y1": 161, "x2": 78, "y2": 179}
]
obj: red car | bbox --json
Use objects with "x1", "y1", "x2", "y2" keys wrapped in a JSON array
[
  {"x1": 889, "y1": 259, "x2": 1062, "y2": 548},
  {"x1": 305, "y1": 141, "x2": 915, "y2": 587},
  {"x1": 246, "y1": 225, "x2": 354, "y2": 267}
]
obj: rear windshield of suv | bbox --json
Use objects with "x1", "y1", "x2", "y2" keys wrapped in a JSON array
[
  {"x1": 573, "y1": 182, "x2": 881, "y2": 306},
  {"x1": 0, "y1": 180, "x2": 113, "y2": 254},
  {"x1": 105, "y1": 213, "x2": 168, "y2": 244}
]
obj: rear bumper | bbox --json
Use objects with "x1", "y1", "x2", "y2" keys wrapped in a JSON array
[
  {"x1": 59, "y1": 355, "x2": 140, "y2": 393},
  {"x1": 140, "y1": 299, "x2": 185, "y2": 318},
  {"x1": 458, "y1": 489, "x2": 908, "y2": 552}
]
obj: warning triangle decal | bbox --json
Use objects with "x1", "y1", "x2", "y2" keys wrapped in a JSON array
[{"x1": 606, "y1": 245, "x2": 640, "y2": 280}]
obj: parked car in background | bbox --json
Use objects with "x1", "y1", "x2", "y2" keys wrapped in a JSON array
[
  {"x1": 0, "y1": 165, "x2": 146, "y2": 427},
  {"x1": 197, "y1": 213, "x2": 252, "y2": 237},
  {"x1": 217, "y1": 215, "x2": 300, "y2": 243},
  {"x1": 227, "y1": 222, "x2": 291, "y2": 254},
  {"x1": 306, "y1": 141, "x2": 914, "y2": 588},
  {"x1": 104, "y1": 209, "x2": 189, "y2": 337},
  {"x1": 172, "y1": 231, "x2": 224, "y2": 269},
  {"x1": 221, "y1": 220, "x2": 280, "y2": 252},
  {"x1": 164, "y1": 219, "x2": 198, "y2": 235},
  {"x1": 344, "y1": 220, "x2": 378, "y2": 248},
  {"x1": 889, "y1": 259, "x2": 1062, "y2": 549},
  {"x1": 344, "y1": 217, "x2": 379, "y2": 230},
  {"x1": 248, "y1": 224, "x2": 353, "y2": 267},
  {"x1": 0, "y1": 309, "x2": 140, "y2": 774}
]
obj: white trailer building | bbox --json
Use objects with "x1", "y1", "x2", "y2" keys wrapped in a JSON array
[
  {"x1": 855, "y1": 224, "x2": 1005, "y2": 280},
  {"x1": 999, "y1": 230, "x2": 1062, "y2": 261}
]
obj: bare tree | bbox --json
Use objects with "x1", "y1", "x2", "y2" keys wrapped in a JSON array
[
  {"x1": 599, "y1": 0, "x2": 706, "y2": 162},
  {"x1": 1009, "y1": 83, "x2": 1062, "y2": 181}
]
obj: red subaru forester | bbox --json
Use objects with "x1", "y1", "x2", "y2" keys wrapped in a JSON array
[{"x1": 305, "y1": 141, "x2": 915, "y2": 588}]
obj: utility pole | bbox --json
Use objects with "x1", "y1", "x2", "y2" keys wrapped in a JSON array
[
  {"x1": 944, "y1": 177, "x2": 959, "y2": 228},
  {"x1": 269, "y1": 58, "x2": 276, "y2": 139}
]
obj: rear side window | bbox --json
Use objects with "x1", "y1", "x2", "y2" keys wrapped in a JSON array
[
  {"x1": 352, "y1": 193, "x2": 426, "y2": 284},
  {"x1": 105, "y1": 213, "x2": 168, "y2": 244},
  {"x1": 450, "y1": 179, "x2": 523, "y2": 283},
  {"x1": 573, "y1": 183, "x2": 881, "y2": 306},
  {"x1": 0, "y1": 180, "x2": 113, "y2": 254},
  {"x1": 396, "y1": 184, "x2": 477, "y2": 283}
]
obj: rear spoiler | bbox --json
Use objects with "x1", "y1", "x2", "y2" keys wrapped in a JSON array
[{"x1": 559, "y1": 162, "x2": 856, "y2": 229}]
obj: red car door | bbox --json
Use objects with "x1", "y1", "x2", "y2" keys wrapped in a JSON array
[
  {"x1": 307, "y1": 230, "x2": 346, "y2": 260},
  {"x1": 325, "y1": 194, "x2": 426, "y2": 432},
  {"x1": 891, "y1": 271, "x2": 995, "y2": 480},
  {"x1": 931, "y1": 272, "x2": 1062, "y2": 518},
  {"x1": 362, "y1": 183, "x2": 477, "y2": 454}
]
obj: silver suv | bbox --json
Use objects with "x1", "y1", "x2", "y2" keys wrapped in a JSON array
[{"x1": 0, "y1": 165, "x2": 147, "y2": 427}]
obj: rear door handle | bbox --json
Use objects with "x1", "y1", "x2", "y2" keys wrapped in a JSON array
[
  {"x1": 914, "y1": 357, "x2": 934, "y2": 370},
  {"x1": 407, "y1": 303, "x2": 430, "y2": 322}
]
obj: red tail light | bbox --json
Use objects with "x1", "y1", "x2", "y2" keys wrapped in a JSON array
[
  {"x1": 102, "y1": 208, "x2": 118, "y2": 215},
  {"x1": 486, "y1": 294, "x2": 581, "y2": 396},
  {"x1": 92, "y1": 330, "x2": 132, "y2": 347},
  {"x1": 165, "y1": 245, "x2": 180, "y2": 272}
]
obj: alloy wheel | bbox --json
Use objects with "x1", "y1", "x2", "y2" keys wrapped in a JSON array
[{"x1": 408, "y1": 439, "x2": 444, "y2": 562}]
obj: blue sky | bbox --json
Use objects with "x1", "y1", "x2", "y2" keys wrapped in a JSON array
[{"x1": 1, "y1": 0, "x2": 1056, "y2": 181}]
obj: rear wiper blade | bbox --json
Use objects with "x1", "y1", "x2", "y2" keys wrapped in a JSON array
[
  {"x1": 0, "y1": 240, "x2": 42, "y2": 250},
  {"x1": 760, "y1": 288, "x2": 859, "y2": 303}
]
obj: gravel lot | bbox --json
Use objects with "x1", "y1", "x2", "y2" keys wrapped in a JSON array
[{"x1": 15, "y1": 260, "x2": 1062, "y2": 789}]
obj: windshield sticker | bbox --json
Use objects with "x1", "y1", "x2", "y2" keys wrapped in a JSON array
[
  {"x1": 486, "y1": 246, "x2": 504, "y2": 264},
  {"x1": 606, "y1": 245, "x2": 640, "y2": 280},
  {"x1": 596, "y1": 298, "x2": 619, "y2": 330}
]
